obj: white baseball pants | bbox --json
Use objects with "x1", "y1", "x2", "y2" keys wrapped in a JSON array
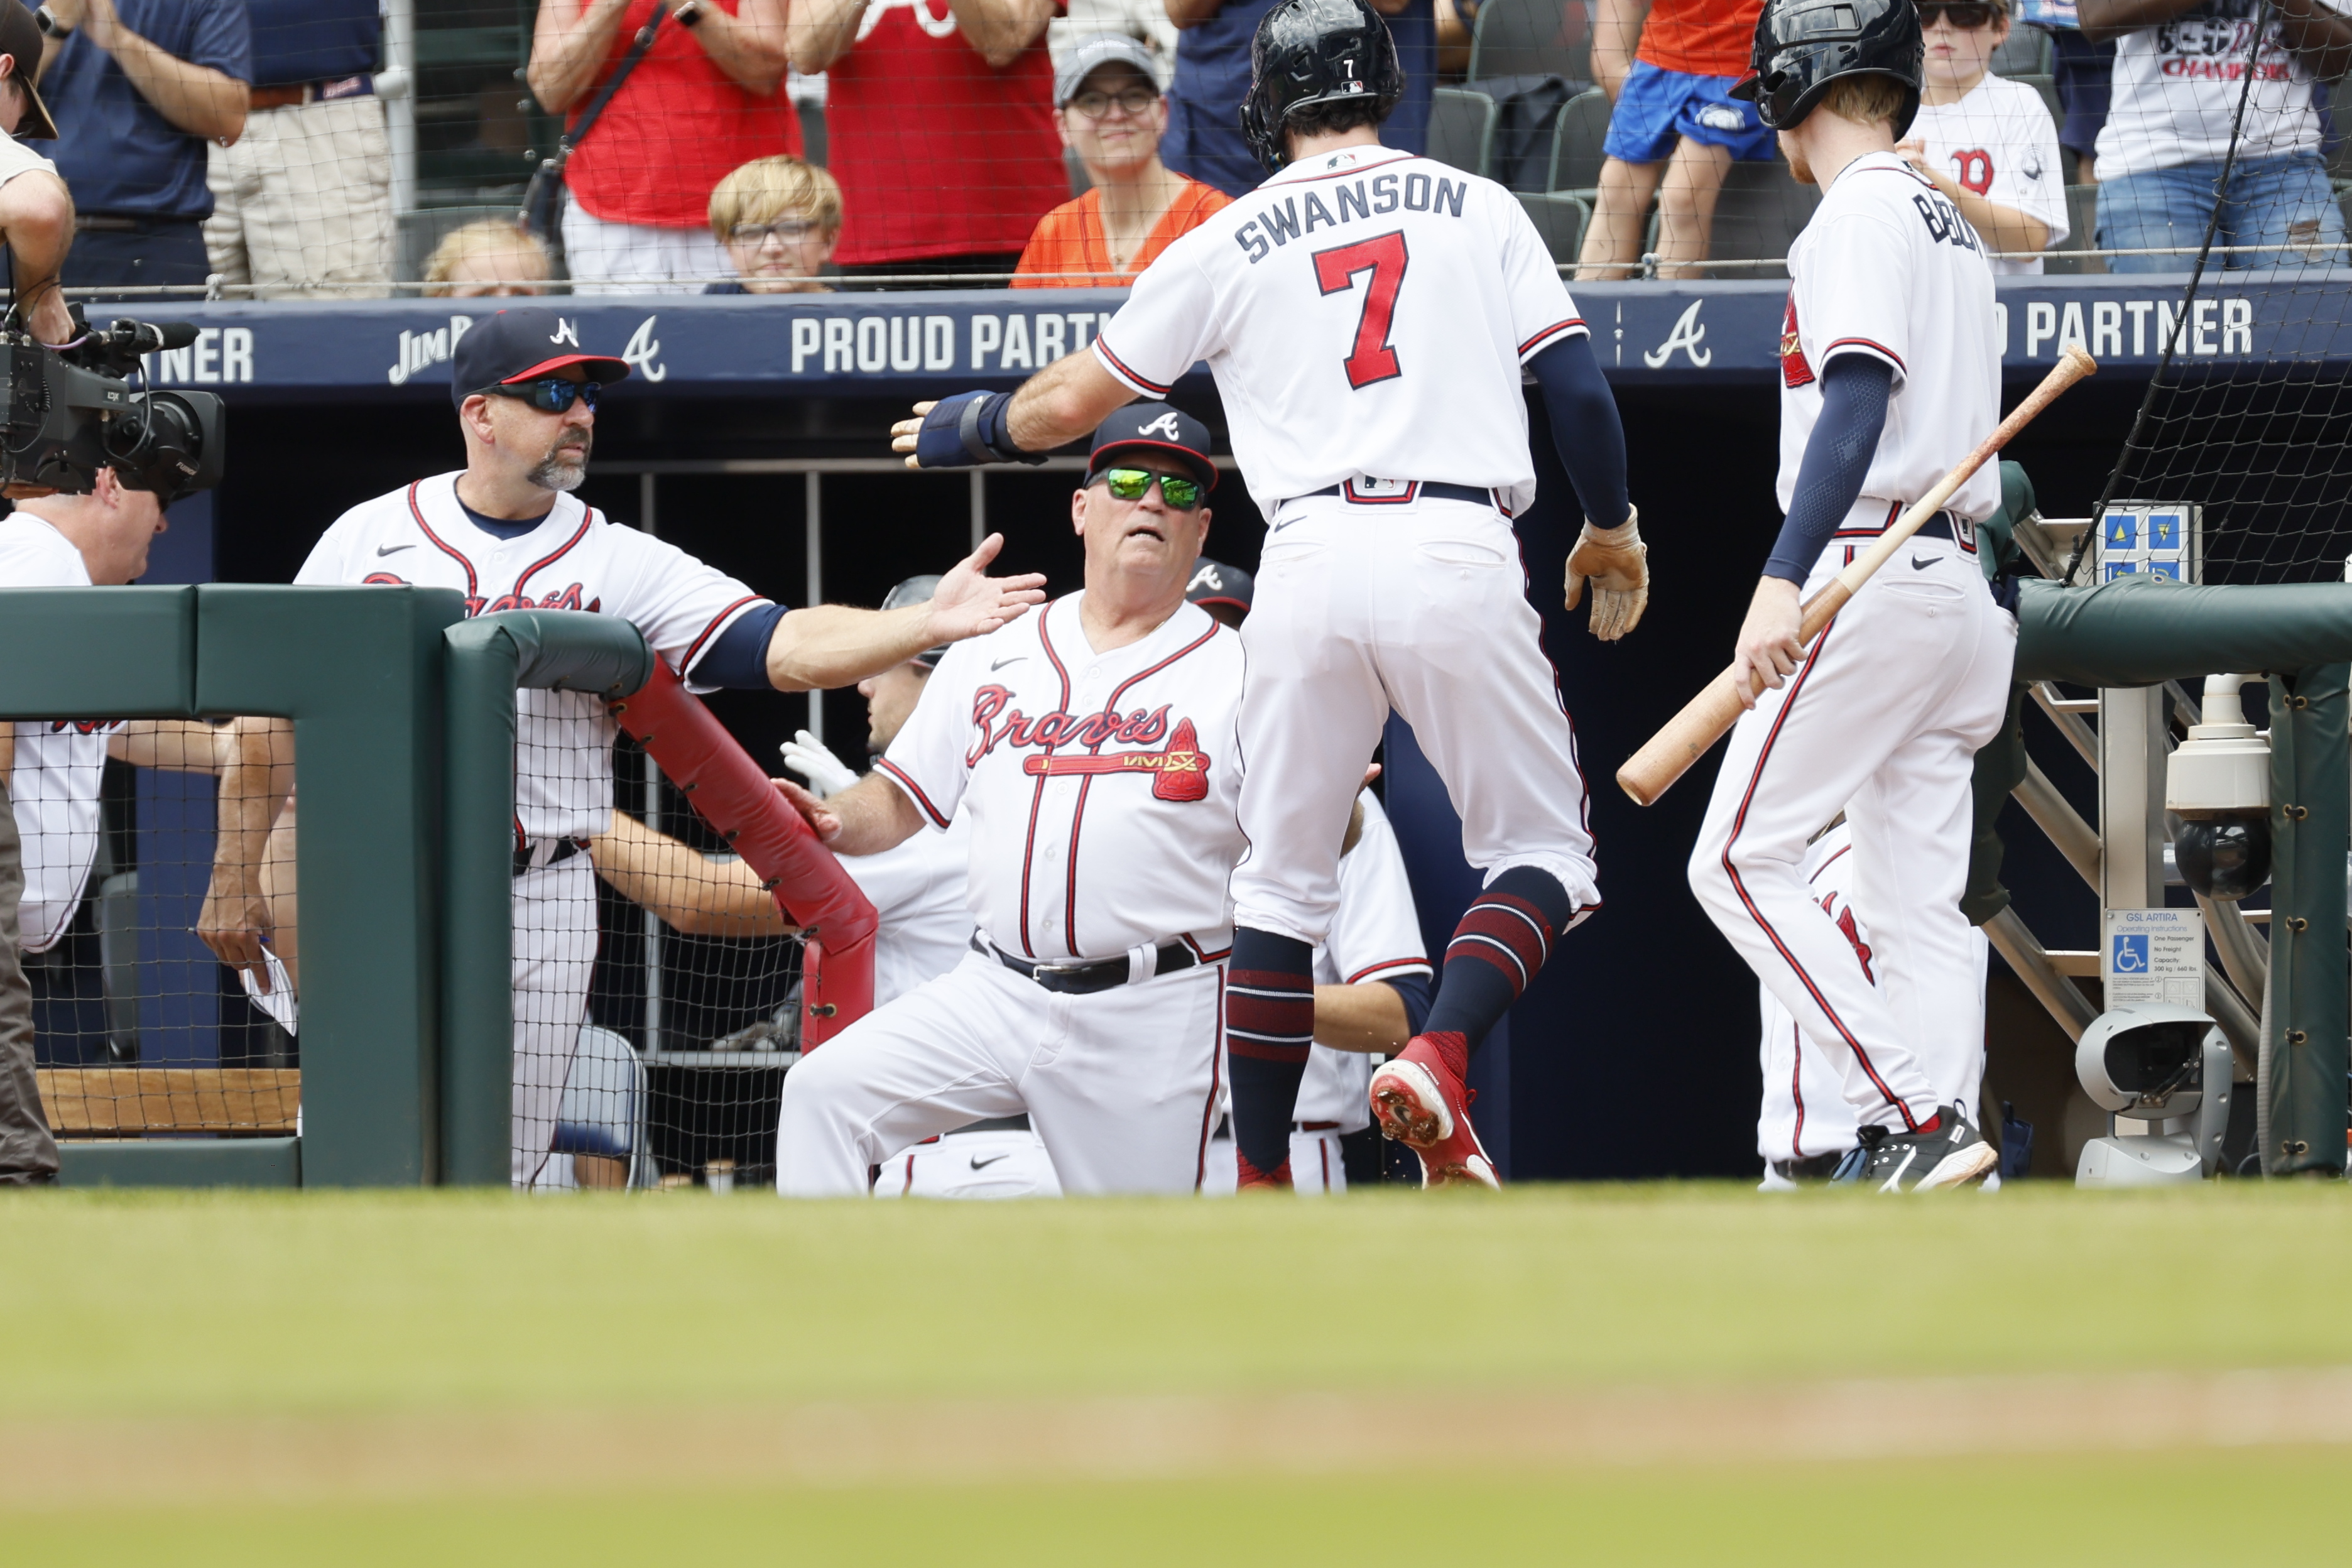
[
  {"x1": 1691, "y1": 527, "x2": 2015, "y2": 1135},
  {"x1": 512, "y1": 854, "x2": 599, "y2": 1190},
  {"x1": 872, "y1": 1126, "x2": 1064, "y2": 1199},
  {"x1": 775, "y1": 952, "x2": 1226, "y2": 1197},
  {"x1": 1232, "y1": 498, "x2": 1600, "y2": 948}
]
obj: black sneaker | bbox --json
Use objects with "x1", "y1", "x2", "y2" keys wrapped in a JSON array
[
  {"x1": 1835, "y1": 1106, "x2": 1997, "y2": 1192},
  {"x1": 1766, "y1": 1152, "x2": 1849, "y2": 1187}
]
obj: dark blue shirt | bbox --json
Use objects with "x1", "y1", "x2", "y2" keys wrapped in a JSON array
[
  {"x1": 45, "y1": 0, "x2": 253, "y2": 219},
  {"x1": 1164, "y1": 0, "x2": 1435, "y2": 199},
  {"x1": 244, "y1": 0, "x2": 379, "y2": 87}
]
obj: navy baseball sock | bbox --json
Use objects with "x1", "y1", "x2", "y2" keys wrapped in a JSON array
[
  {"x1": 1424, "y1": 867, "x2": 1577, "y2": 1057},
  {"x1": 1226, "y1": 927, "x2": 1315, "y2": 1179}
]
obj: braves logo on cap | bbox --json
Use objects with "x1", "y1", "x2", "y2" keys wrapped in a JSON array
[
  {"x1": 548, "y1": 318, "x2": 581, "y2": 347},
  {"x1": 1138, "y1": 412, "x2": 1183, "y2": 440},
  {"x1": 1188, "y1": 562, "x2": 1226, "y2": 593}
]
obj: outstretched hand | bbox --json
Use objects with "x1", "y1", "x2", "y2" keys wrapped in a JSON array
[
  {"x1": 772, "y1": 776, "x2": 844, "y2": 843},
  {"x1": 923, "y1": 531, "x2": 1048, "y2": 643}
]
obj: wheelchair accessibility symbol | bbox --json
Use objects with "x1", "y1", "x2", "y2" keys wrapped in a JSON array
[{"x1": 2112, "y1": 934, "x2": 2150, "y2": 974}]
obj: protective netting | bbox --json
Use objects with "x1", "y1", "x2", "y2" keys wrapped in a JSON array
[{"x1": 10, "y1": 717, "x2": 296, "y2": 1144}]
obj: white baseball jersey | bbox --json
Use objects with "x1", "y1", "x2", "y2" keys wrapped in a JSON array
[
  {"x1": 297, "y1": 474, "x2": 773, "y2": 841},
  {"x1": 875, "y1": 592, "x2": 1246, "y2": 962},
  {"x1": 840, "y1": 812, "x2": 972, "y2": 1007},
  {"x1": 2096, "y1": 0, "x2": 2321, "y2": 180},
  {"x1": 1092, "y1": 146, "x2": 1587, "y2": 516},
  {"x1": 0, "y1": 514, "x2": 116, "y2": 953},
  {"x1": 1294, "y1": 792, "x2": 1429, "y2": 1129},
  {"x1": 1777, "y1": 151, "x2": 2001, "y2": 528},
  {"x1": 1908, "y1": 75, "x2": 2067, "y2": 275}
]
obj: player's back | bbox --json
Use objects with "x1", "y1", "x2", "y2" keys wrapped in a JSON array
[{"x1": 1095, "y1": 144, "x2": 1587, "y2": 516}]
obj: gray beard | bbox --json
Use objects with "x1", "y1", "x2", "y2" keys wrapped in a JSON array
[{"x1": 528, "y1": 442, "x2": 591, "y2": 493}]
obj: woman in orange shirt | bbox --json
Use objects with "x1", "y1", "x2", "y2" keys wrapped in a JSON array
[{"x1": 1011, "y1": 35, "x2": 1229, "y2": 288}]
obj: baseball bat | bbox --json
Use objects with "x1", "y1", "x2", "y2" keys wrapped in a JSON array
[{"x1": 1617, "y1": 344, "x2": 2096, "y2": 808}]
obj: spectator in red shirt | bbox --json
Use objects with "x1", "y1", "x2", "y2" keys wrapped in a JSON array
[
  {"x1": 788, "y1": 0, "x2": 1067, "y2": 285},
  {"x1": 528, "y1": 0, "x2": 798, "y2": 293}
]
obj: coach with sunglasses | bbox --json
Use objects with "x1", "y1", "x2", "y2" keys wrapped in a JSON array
[{"x1": 200, "y1": 307, "x2": 1046, "y2": 1189}]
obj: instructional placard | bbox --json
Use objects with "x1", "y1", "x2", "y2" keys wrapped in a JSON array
[{"x1": 2102, "y1": 907, "x2": 2205, "y2": 1008}]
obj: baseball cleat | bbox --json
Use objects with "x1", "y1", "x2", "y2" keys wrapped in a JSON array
[
  {"x1": 1369, "y1": 1033, "x2": 1500, "y2": 1189},
  {"x1": 1835, "y1": 1105, "x2": 1997, "y2": 1192}
]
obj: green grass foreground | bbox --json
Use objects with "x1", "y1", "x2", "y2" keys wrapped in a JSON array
[{"x1": 6, "y1": 1180, "x2": 2351, "y2": 1416}]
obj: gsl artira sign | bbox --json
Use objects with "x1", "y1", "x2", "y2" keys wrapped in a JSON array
[{"x1": 2101, "y1": 906, "x2": 2204, "y2": 1010}]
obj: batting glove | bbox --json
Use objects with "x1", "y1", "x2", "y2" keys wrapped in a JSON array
[
  {"x1": 779, "y1": 731, "x2": 858, "y2": 799},
  {"x1": 911, "y1": 391, "x2": 1047, "y2": 469},
  {"x1": 1564, "y1": 506, "x2": 1648, "y2": 642}
]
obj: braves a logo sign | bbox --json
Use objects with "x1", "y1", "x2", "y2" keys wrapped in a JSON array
[{"x1": 965, "y1": 689, "x2": 1212, "y2": 800}]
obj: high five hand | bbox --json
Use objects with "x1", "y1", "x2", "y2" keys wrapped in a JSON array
[{"x1": 923, "y1": 532, "x2": 1048, "y2": 641}]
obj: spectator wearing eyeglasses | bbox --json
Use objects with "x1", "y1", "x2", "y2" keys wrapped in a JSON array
[
  {"x1": 422, "y1": 219, "x2": 555, "y2": 298},
  {"x1": 36, "y1": 0, "x2": 252, "y2": 298},
  {"x1": 1895, "y1": 0, "x2": 2066, "y2": 272},
  {"x1": 1013, "y1": 34, "x2": 1227, "y2": 286},
  {"x1": 204, "y1": 0, "x2": 391, "y2": 298},
  {"x1": 787, "y1": 0, "x2": 1065, "y2": 286},
  {"x1": 705, "y1": 153, "x2": 842, "y2": 292},
  {"x1": 528, "y1": 0, "x2": 798, "y2": 293},
  {"x1": 2081, "y1": 0, "x2": 2350, "y2": 271}
]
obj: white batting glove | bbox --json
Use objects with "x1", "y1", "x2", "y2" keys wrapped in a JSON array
[
  {"x1": 778, "y1": 731, "x2": 858, "y2": 799},
  {"x1": 1564, "y1": 506, "x2": 1649, "y2": 642}
]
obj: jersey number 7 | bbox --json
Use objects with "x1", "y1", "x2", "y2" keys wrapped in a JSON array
[{"x1": 1314, "y1": 231, "x2": 1409, "y2": 391}]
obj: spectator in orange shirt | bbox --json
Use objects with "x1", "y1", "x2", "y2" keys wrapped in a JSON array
[
  {"x1": 1574, "y1": 0, "x2": 1772, "y2": 281},
  {"x1": 1011, "y1": 34, "x2": 1228, "y2": 288}
]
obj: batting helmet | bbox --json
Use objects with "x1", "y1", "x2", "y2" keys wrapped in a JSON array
[
  {"x1": 881, "y1": 574, "x2": 950, "y2": 669},
  {"x1": 1730, "y1": 0, "x2": 1923, "y2": 139},
  {"x1": 1241, "y1": 0, "x2": 1405, "y2": 175}
]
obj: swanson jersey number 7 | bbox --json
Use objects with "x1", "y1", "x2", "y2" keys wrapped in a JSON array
[{"x1": 1314, "y1": 232, "x2": 1409, "y2": 390}]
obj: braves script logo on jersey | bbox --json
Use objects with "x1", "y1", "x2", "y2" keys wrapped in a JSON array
[
  {"x1": 362, "y1": 572, "x2": 601, "y2": 618},
  {"x1": 1233, "y1": 171, "x2": 1469, "y2": 265},
  {"x1": 43, "y1": 719, "x2": 124, "y2": 737},
  {"x1": 964, "y1": 689, "x2": 1212, "y2": 801},
  {"x1": 1779, "y1": 297, "x2": 1814, "y2": 389}
]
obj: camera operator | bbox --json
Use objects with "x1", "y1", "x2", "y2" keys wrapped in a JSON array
[{"x1": 0, "y1": 1, "x2": 74, "y2": 346}]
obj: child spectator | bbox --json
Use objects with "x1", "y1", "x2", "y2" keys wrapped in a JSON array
[
  {"x1": 1012, "y1": 35, "x2": 1228, "y2": 287},
  {"x1": 421, "y1": 219, "x2": 553, "y2": 298},
  {"x1": 705, "y1": 155, "x2": 842, "y2": 293},
  {"x1": 528, "y1": 0, "x2": 797, "y2": 293},
  {"x1": 2082, "y1": 0, "x2": 2349, "y2": 271},
  {"x1": 787, "y1": 0, "x2": 1064, "y2": 285},
  {"x1": 1574, "y1": 0, "x2": 1775, "y2": 281},
  {"x1": 1898, "y1": 0, "x2": 2067, "y2": 272}
]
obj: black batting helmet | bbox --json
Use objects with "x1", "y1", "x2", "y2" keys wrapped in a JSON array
[
  {"x1": 1241, "y1": 0, "x2": 1405, "y2": 175},
  {"x1": 1731, "y1": 0, "x2": 1923, "y2": 139}
]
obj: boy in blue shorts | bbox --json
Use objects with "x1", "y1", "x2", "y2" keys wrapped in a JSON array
[{"x1": 1576, "y1": 0, "x2": 1777, "y2": 279}]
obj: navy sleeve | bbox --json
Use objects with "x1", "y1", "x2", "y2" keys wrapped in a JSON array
[
  {"x1": 192, "y1": 0, "x2": 256, "y2": 80},
  {"x1": 686, "y1": 601, "x2": 788, "y2": 690},
  {"x1": 1762, "y1": 354, "x2": 1894, "y2": 587},
  {"x1": 1527, "y1": 334, "x2": 1630, "y2": 530},
  {"x1": 1383, "y1": 972, "x2": 1435, "y2": 1038}
]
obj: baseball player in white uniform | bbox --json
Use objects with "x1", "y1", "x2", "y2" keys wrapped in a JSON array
[
  {"x1": 199, "y1": 308, "x2": 1045, "y2": 1189},
  {"x1": 1897, "y1": 0, "x2": 2066, "y2": 274},
  {"x1": 885, "y1": 0, "x2": 1647, "y2": 1189},
  {"x1": 1755, "y1": 818, "x2": 1995, "y2": 1187},
  {"x1": 1693, "y1": 0, "x2": 2011, "y2": 1192},
  {"x1": 774, "y1": 405, "x2": 1246, "y2": 1197}
]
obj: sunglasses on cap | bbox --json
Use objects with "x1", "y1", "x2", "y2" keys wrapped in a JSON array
[
  {"x1": 1096, "y1": 467, "x2": 1204, "y2": 509},
  {"x1": 477, "y1": 377, "x2": 601, "y2": 414},
  {"x1": 1918, "y1": 2, "x2": 2000, "y2": 28}
]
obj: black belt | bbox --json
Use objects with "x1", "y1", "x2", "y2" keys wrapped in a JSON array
[
  {"x1": 1833, "y1": 504, "x2": 1976, "y2": 552},
  {"x1": 973, "y1": 934, "x2": 1200, "y2": 995},
  {"x1": 514, "y1": 837, "x2": 587, "y2": 878},
  {"x1": 1302, "y1": 481, "x2": 1498, "y2": 508},
  {"x1": 76, "y1": 214, "x2": 200, "y2": 234}
]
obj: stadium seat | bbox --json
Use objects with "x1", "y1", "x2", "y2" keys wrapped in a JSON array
[
  {"x1": 2044, "y1": 185, "x2": 2106, "y2": 275},
  {"x1": 553, "y1": 1024, "x2": 651, "y2": 1190},
  {"x1": 1429, "y1": 85, "x2": 1499, "y2": 177},
  {"x1": 1468, "y1": 0, "x2": 1591, "y2": 87},
  {"x1": 1990, "y1": 25, "x2": 2054, "y2": 76},
  {"x1": 1517, "y1": 190, "x2": 1591, "y2": 264},
  {"x1": 1547, "y1": 87, "x2": 1613, "y2": 199}
]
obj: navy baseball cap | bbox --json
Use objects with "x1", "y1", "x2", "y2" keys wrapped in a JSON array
[
  {"x1": 881, "y1": 573, "x2": 950, "y2": 668},
  {"x1": 1087, "y1": 403, "x2": 1217, "y2": 493},
  {"x1": 1185, "y1": 558, "x2": 1254, "y2": 615},
  {"x1": 450, "y1": 308, "x2": 631, "y2": 411}
]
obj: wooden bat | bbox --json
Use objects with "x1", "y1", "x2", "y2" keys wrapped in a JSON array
[{"x1": 1617, "y1": 344, "x2": 2096, "y2": 808}]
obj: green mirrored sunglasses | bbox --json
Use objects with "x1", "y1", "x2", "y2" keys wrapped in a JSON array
[{"x1": 1099, "y1": 467, "x2": 1203, "y2": 509}]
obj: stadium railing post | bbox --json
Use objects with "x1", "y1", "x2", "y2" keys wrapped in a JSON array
[
  {"x1": 2262, "y1": 665, "x2": 2349, "y2": 1177},
  {"x1": 440, "y1": 611, "x2": 651, "y2": 1187}
]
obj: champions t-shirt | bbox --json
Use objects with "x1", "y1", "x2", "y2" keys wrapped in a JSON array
[
  {"x1": 565, "y1": 0, "x2": 803, "y2": 231},
  {"x1": 824, "y1": 0, "x2": 1067, "y2": 263},
  {"x1": 1908, "y1": 75, "x2": 2068, "y2": 274},
  {"x1": 2094, "y1": 0, "x2": 2320, "y2": 180},
  {"x1": 1635, "y1": 0, "x2": 1766, "y2": 80}
]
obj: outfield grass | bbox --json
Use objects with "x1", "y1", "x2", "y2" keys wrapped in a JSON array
[{"x1": 6, "y1": 1182, "x2": 2349, "y2": 1559}]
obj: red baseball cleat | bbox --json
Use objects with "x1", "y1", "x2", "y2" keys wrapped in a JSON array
[
  {"x1": 1369, "y1": 1033, "x2": 1500, "y2": 1189},
  {"x1": 1234, "y1": 1147, "x2": 1293, "y2": 1190}
]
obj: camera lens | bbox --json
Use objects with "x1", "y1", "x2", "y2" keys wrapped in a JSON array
[{"x1": 2175, "y1": 817, "x2": 2272, "y2": 902}]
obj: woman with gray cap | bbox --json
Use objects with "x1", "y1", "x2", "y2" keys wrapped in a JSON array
[{"x1": 1011, "y1": 33, "x2": 1229, "y2": 287}]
